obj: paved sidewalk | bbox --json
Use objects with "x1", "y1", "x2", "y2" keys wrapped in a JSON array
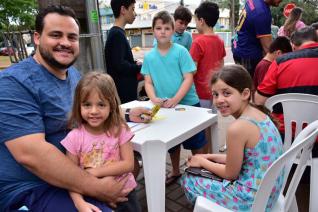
[{"x1": 136, "y1": 150, "x2": 193, "y2": 212}]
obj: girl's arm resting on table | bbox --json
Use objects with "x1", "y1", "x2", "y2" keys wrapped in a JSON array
[
  {"x1": 88, "y1": 142, "x2": 134, "y2": 178},
  {"x1": 164, "y1": 72, "x2": 194, "y2": 108},
  {"x1": 144, "y1": 75, "x2": 162, "y2": 105}
]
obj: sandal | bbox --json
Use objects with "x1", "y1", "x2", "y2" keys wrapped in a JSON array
[{"x1": 166, "y1": 174, "x2": 182, "y2": 186}]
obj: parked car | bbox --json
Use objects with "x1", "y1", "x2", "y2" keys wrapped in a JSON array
[
  {"x1": 0, "y1": 47, "x2": 15, "y2": 56},
  {"x1": 26, "y1": 43, "x2": 35, "y2": 55}
]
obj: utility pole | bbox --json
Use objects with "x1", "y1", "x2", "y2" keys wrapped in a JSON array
[{"x1": 231, "y1": 0, "x2": 235, "y2": 35}]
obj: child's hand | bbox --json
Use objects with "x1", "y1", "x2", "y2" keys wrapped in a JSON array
[
  {"x1": 76, "y1": 201, "x2": 102, "y2": 212},
  {"x1": 162, "y1": 97, "x2": 178, "y2": 108},
  {"x1": 187, "y1": 155, "x2": 204, "y2": 167},
  {"x1": 151, "y1": 97, "x2": 164, "y2": 105},
  {"x1": 85, "y1": 168, "x2": 99, "y2": 177}
]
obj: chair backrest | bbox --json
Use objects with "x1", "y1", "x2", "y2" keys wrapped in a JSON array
[
  {"x1": 251, "y1": 120, "x2": 318, "y2": 212},
  {"x1": 265, "y1": 93, "x2": 318, "y2": 152}
]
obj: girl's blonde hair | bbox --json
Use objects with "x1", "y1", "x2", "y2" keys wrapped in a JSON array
[
  {"x1": 69, "y1": 71, "x2": 128, "y2": 137},
  {"x1": 283, "y1": 7, "x2": 303, "y2": 37}
]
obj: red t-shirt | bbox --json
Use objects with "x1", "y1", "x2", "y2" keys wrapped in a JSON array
[
  {"x1": 253, "y1": 59, "x2": 272, "y2": 88},
  {"x1": 190, "y1": 34, "x2": 226, "y2": 100},
  {"x1": 257, "y1": 43, "x2": 318, "y2": 133}
]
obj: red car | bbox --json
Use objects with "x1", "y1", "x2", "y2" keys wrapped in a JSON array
[{"x1": 0, "y1": 47, "x2": 15, "y2": 56}]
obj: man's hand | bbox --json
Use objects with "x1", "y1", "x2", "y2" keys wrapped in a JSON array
[
  {"x1": 129, "y1": 107, "x2": 152, "y2": 123},
  {"x1": 94, "y1": 175, "x2": 132, "y2": 204}
]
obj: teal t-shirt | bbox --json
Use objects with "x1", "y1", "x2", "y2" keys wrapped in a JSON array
[{"x1": 141, "y1": 43, "x2": 199, "y2": 105}]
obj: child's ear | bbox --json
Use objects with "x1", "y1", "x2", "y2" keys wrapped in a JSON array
[
  {"x1": 242, "y1": 88, "x2": 251, "y2": 100},
  {"x1": 120, "y1": 6, "x2": 126, "y2": 15}
]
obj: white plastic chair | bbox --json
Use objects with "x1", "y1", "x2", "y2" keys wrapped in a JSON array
[
  {"x1": 265, "y1": 93, "x2": 318, "y2": 212},
  {"x1": 194, "y1": 120, "x2": 318, "y2": 212}
]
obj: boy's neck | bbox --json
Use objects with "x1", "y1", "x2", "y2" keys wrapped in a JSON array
[
  {"x1": 201, "y1": 26, "x2": 214, "y2": 35},
  {"x1": 157, "y1": 42, "x2": 172, "y2": 54},
  {"x1": 114, "y1": 18, "x2": 126, "y2": 29}
]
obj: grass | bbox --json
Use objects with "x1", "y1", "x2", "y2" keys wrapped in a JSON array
[{"x1": 0, "y1": 56, "x2": 11, "y2": 70}]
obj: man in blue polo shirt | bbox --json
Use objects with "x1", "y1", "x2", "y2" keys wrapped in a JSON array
[
  {"x1": 232, "y1": 0, "x2": 282, "y2": 77},
  {"x1": 0, "y1": 5, "x2": 151, "y2": 211}
]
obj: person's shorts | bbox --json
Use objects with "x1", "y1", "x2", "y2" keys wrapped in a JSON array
[
  {"x1": 9, "y1": 184, "x2": 111, "y2": 212},
  {"x1": 168, "y1": 103, "x2": 207, "y2": 153},
  {"x1": 199, "y1": 99, "x2": 218, "y2": 114}
]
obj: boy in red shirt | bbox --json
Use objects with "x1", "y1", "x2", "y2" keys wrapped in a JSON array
[{"x1": 190, "y1": 1, "x2": 226, "y2": 111}]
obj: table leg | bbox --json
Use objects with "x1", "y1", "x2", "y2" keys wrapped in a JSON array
[
  {"x1": 210, "y1": 121, "x2": 219, "y2": 153},
  {"x1": 141, "y1": 140, "x2": 166, "y2": 212}
]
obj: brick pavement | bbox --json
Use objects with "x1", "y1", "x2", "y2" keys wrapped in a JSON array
[{"x1": 136, "y1": 150, "x2": 193, "y2": 212}]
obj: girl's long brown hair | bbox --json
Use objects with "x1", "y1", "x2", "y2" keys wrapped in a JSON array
[
  {"x1": 69, "y1": 71, "x2": 128, "y2": 137},
  {"x1": 283, "y1": 7, "x2": 303, "y2": 38},
  {"x1": 211, "y1": 65, "x2": 279, "y2": 127}
]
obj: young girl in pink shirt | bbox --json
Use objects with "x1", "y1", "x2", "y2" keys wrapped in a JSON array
[{"x1": 61, "y1": 72, "x2": 140, "y2": 212}]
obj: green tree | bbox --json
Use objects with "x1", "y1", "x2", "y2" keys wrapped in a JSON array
[
  {"x1": 271, "y1": 0, "x2": 318, "y2": 27},
  {"x1": 0, "y1": 0, "x2": 38, "y2": 31},
  {"x1": 208, "y1": 0, "x2": 240, "y2": 33}
]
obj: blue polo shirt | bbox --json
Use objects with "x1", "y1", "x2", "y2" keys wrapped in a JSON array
[
  {"x1": 232, "y1": 0, "x2": 272, "y2": 59},
  {"x1": 0, "y1": 57, "x2": 81, "y2": 210}
]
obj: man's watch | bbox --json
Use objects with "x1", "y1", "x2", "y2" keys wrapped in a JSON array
[{"x1": 125, "y1": 108, "x2": 131, "y2": 122}]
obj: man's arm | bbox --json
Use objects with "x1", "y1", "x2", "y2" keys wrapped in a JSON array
[
  {"x1": 259, "y1": 35, "x2": 272, "y2": 54},
  {"x1": 5, "y1": 133, "x2": 130, "y2": 203}
]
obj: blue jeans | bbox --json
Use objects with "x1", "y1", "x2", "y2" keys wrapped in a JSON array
[{"x1": 8, "y1": 184, "x2": 111, "y2": 212}]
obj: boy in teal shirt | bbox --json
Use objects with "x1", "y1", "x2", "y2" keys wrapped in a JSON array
[{"x1": 141, "y1": 11, "x2": 207, "y2": 185}]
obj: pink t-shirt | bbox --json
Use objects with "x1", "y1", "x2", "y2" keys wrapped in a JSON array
[
  {"x1": 61, "y1": 125, "x2": 136, "y2": 190},
  {"x1": 278, "y1": 20, "x2": 306, "y2": 37}
]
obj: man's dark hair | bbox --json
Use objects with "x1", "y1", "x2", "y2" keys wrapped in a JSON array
[
  {"x1": 111, "y1": 0, "x2": 136, "y2": 18},
  {"x1": 174, "y1": 6, "x2": 192, "y2": 23},
  {"x1": 269, "y1": 36, "x2": 292, "y2": 53},
  {"x1": 194, "y1": 2, "x2": 219, "y2": 28},
  {"x1": 290, "y1": 26, "x2": 318, "y2": 46},
  {"x1": 35, "y1": 5, "x2": 79, "y2": 34}
]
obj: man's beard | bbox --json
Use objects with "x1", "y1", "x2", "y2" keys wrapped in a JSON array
[{"x1": 39, "y1": 45, "x2": 78, "y2": 70}]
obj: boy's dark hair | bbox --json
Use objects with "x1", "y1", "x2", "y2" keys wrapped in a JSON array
[
  {"x1": 174, "y1": 6, "x2": 192, "y2": 23},
  {"x1": 269, "y1": 36, "x2": 292, "y2": 54},
  {"x1": 152, "y1": 11, "x2": 174, "y2": 29},
  {"x1": 111, "y1": 0, "x2": 136, "y2": 18},
  {"x1": 311, "y1": 22, "x2": 318, "y2": 30},
  {"x1": 194, "y1": 2, "x2": 219, "y2": 28},
  {"x1": 36, "y1": 5, "x2": 79, "y2": 34},
  {"x1": 290, "y1": 26, "x2": 318, "y2": 46}
]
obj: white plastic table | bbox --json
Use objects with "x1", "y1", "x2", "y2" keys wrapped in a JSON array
[{"x1": 122, "y1": 101, "x2": 218, "y2": 212}]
